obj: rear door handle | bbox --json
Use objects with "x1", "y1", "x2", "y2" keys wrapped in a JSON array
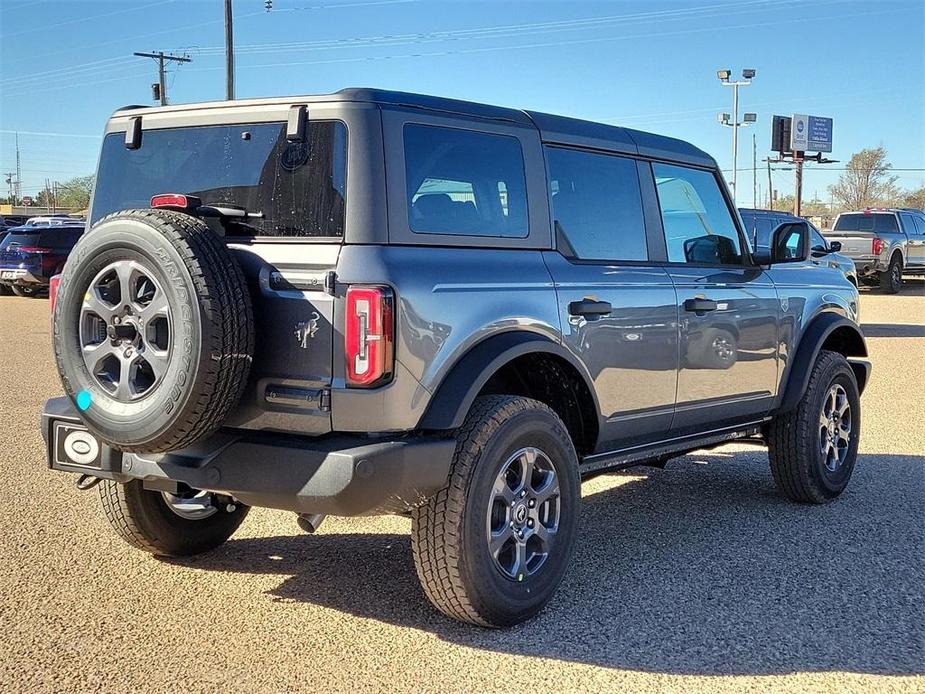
[
  {"x1": 568, "y1": 299, "x2": 612, "y2": 317},
  {"x1": 683, "y1": 298, "x2": 718, "y2": 313}
]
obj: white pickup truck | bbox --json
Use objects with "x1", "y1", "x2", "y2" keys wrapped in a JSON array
[{"x1": 824, "y1": 209, "x2": 925, "y2": 293}]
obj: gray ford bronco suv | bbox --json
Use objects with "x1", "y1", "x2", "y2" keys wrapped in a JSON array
[{"x1": 43, "y1": 89, "x2": 870, "y2": 627}]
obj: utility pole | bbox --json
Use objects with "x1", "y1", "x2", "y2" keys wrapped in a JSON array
[
  {"x1": 134, "y1": 51, "x2": 191, "y2": 106},
  {"x1": 716, "y1": 68, "x2": 757, "y2": 203},
  {"x1": 224, "y1": 0, "x2": 235, "y2": 100},
  {"x1": 4, "y1": 173, "x2": 14, "y2": 203},
  {"x1": 752, "y1": 133, "x2": 757, "y2": 208},
  {"x1": 15, "y1": 133, "x2": 22, "y2": 201},
  {"x1": 766, "y1": 158, "x2": 772, "y2": 209},
  {"x1": 794, "y1": 156, "x2": 804, "y2": 217}
]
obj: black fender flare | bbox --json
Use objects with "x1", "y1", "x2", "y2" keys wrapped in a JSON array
[
  {"x1": 778, "y1": 313, "x2": 869, "y2": 413},
  {"x1": 418, "y1": 331, "x2": 601, "y2": 431}
]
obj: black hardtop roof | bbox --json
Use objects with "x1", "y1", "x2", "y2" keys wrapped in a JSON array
[
  {"x1": 117, "y1": 87, "x2": 716, "y2": 168},
  {"x1": 738, "y1": 208, "x2": 800, "y2": 217},
  {"x1": 338, "y1": 88, "x2": 715, "y2": 167}
]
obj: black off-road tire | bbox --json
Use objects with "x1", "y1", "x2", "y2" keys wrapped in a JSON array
[
  {"x1": 98, "y1": 480, "x2": 249, "y2": 557},
  {"x1": 767, "y1": 350, "x2": 861, "y2": 503},
  {"x1": 411, "y1": 395, "x2": 580, "y2": 627},
  {"x1": 880, "y1": 255, "x2": 902, "y2": 294},
  {"x1": 0, "y1": 283, "x2": 12, "y2": 296},
  {"x1": 53, "y1": 209, "x2": 254, "y2": 453}
]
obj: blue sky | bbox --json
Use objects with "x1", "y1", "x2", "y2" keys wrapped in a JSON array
[{"x1": 1, "y1": 0, "x2": 923, "y2": 206}]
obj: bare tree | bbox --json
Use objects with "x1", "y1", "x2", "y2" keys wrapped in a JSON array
[
  {"x1": 828, "y1": 146, "x2": 900, "y2": 209},
  {"x1": 901, "y1": 185, "x2": 925, "y2": 210}
]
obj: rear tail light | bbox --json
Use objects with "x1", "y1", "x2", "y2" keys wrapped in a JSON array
[
  {"x1": 345, "y1": 285, "x2": 394, "y2": 387},
  {"x1": 18, "y1": 246, "x2": 51, "y2": 254},
  {"x1": 49, "y1": 274, "x2": 61, "y2": 314},
  {"x1": 151, "y1": 193, "x2": 200, "y2": 210},
  {"x1": 872, "y1": 238, "x2": 885, "y2": 255}
]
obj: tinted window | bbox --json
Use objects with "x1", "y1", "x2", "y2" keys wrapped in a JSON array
[
  {"x1": 38, "y1": 228, "x2": 83, "y2": 250},
  {"x1": 546, "y1": 147, "x2": 647, "y2": 261},
  {"x1": 834, "y1": 213, "x2": 899, "y2": 233},
  {"x1": 92, "y1": 121, "x2": 347, "y2": 237},
  {"x1": 914, "y1": 216, "x2": 925, "y2": 236},
  {"x1": 404, "y1": 124, "x2": 527, "y2": 237},
  {"x1": 899, "y1": 212, "x2": 916, "y2": 234},
  {"x1": 653, "y1": 163, "x2": 743, "y2": 265}
]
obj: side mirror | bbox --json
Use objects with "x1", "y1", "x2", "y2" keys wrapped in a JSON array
[
  {"x1": 829, "y1": 241, "x2": 842, "y2": 252},
  {"x1": 753, "y1": 248, "x2": 773, "y2": 265},
  {"x1": 769, "y1": 222, "x2": 809, "y2": 263}
]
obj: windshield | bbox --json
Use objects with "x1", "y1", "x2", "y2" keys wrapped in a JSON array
[
  {"x1": 91, "y1": 121, "x2": 347, "y2": 238},
  {"x1": 834, "y1": 213, "x2": 899, "y2": 233}
]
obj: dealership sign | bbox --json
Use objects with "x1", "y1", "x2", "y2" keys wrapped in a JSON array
[{"x1": 789, "y1": 114, "x2": 833, "y2": 153}]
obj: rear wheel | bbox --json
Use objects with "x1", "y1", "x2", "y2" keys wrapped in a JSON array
[
  {"x1": 880, "y1": 255, "x2": 902, "y2": 293},
  {"x1": 98, "y1": 479, "x2": 249, "y2": 556},
  {"x1": 767, "y1": 350, "x2": 860, "y2": 503},
  {"x1": 0, "y1": 284, "x2": 11, "y2": 296},
  {"x1": 411, "y1": 395, "x2": 580, "y2": 627}
]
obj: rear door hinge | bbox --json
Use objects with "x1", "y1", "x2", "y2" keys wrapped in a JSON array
[
  {"x1": 320, "y1": 389, "x2": 331, "y2": 412},
  {"x1": 324, "y1": 270, "x2": 336, "y2": 296}
]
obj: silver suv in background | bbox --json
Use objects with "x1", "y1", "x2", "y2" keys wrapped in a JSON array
[{"x1": 824, "y1": 208, "x2": 925, "y2": 293}]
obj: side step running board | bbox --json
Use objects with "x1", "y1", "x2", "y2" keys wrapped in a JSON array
[{"x1": 579, "y1": 420, "x2": 769, "y2": 477}]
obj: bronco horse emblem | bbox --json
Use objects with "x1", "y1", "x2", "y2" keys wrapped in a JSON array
[{"x1": 294, "y1": 312, "x2": 321, "y2": 348}]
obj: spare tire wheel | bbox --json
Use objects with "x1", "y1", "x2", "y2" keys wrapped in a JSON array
[{"x1": 53, "y1": 209, "x2": 254, "y2": 453}]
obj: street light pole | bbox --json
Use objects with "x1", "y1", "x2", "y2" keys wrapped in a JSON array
[
  {"x1": 224, "y1": 0, "x2": 235, "y2": 100},
  {"x1": 716, "y1": 69, "x2": 756, "y2": 203}
]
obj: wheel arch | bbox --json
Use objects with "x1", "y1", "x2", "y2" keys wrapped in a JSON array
[
  {"x1": 777, "y1": 312, "x2": 869, "y2": 413},
  {"x1": 418, "y1": 331, "x2": 601, "y2": 454}
]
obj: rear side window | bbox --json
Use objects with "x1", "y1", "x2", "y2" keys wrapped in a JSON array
[
  {"x1": 546, "y1": 147, "x2": 647, "y2": 261},
  {"x1": 834, "y1": 213, "x2": 899, "y2": 233},
  {"x1": 914, "y1": 217, "x2": 925, "y2": 236},
  {"x1": 653, "y1": 163, "x2": 744, "y2": 265},
  {"x1": 404, "y1": 124, "x2": 528, "y2": 237},
  {"x1": 92, "y1": 121, "x2": 347, "y2": 238}
]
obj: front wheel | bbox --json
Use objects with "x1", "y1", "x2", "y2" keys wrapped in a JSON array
[
  {"x1": 98, "y1": 480, "x2": 249, "y2": 556},
  {"x1": 767, "y1": 351, "x2": 861, "y2": 503},
  {"x1": 411, "y1": 396, "x2": 580, "y2": 627}
]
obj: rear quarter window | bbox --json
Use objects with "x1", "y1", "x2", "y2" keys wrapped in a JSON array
[{"x1": 403, "y1": 124, "x2": 528, "y2": 238}]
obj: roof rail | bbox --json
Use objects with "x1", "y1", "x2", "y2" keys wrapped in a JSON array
[{"x1": 114, "y1": 104, "x2": 150, "y2": 113}]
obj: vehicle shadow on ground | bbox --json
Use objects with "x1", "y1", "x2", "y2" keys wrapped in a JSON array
[
  {"x1": 177, "y1": 452, "x2": 924, "y2": 676},
  {"x1": 861, "y1": 323, "x2": 925, "y2": 337}
]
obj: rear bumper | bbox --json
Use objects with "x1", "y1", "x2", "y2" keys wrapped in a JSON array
[
  {"x1": 42, "y1": 396, "x2": 455, "y2": 516},
  {"x1": 0, "y1": 268, "x2": 43, "y2": 285}
]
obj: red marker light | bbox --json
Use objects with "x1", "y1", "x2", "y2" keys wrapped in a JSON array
[{"x1": 151, "y1": 194, "x2": 192, "y2": 209}]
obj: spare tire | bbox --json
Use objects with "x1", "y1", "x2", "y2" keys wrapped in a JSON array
[{"x1": 53, "y1": 209, "x2": 254, "y2": 453}]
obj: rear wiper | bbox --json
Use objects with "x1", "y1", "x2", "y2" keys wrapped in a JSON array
[{"x1": 198, "y1": 202, "x2": 264, "y2": 235}]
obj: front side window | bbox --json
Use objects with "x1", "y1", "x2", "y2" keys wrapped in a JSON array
[
  {"x1": 546, "y1": 147, "x2": 647, "y2": 261},
  {"x1": 92, "y1": 121, "x2": 347, "y2": 237},
  {"x1": 404, "y1": 124, "x2": 528, "y2": 237},
  {"x1": 653, "y1": 163, "x2": 744, "y2": 265}
]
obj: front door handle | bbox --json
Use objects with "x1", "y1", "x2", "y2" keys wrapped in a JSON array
[
  {"x1": 568, "y1": 299, "x2": 612, "y2": 317},
  {"x1": 683, "y1": 298, "x2": 718, "y2": 313}
]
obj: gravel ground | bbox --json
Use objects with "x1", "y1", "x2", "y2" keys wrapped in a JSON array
[{"x1": 1, "y1": 282, "x2": 922, "y2": 693}]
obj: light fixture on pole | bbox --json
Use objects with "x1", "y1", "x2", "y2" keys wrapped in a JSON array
[{"x1": 716, "y1": 68, "x2": 756, "y2": 202}]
